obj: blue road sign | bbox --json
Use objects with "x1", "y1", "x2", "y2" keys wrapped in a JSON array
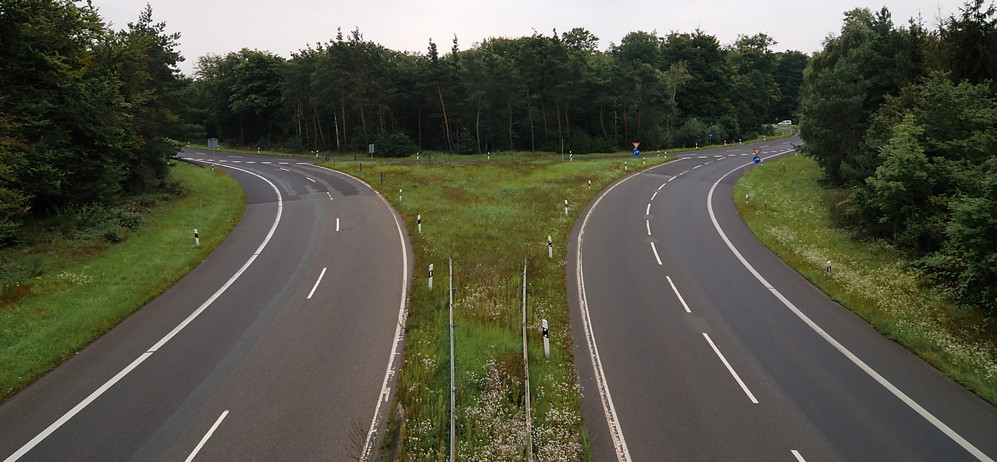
[
  {"x1": 633, "y1": 149, "x2": 641, "y2": 157},
  {"x1": 753, "y1": 155, "x2": 761, "y2": 164},
  {"x1": 708, "y1": 133, "x2": 714, "y2": 139}
]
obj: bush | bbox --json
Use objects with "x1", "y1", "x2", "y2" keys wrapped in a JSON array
[{"x1": 375, "y1": 132, "x2": 418, "y2": 157}]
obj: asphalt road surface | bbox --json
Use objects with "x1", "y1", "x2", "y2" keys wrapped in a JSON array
[
  {"x1": 0, "y1": 151, "x2": 410, "y2": 461},
  {"x1": 569, "y1": 135, "x2": 997, "y2": 461}
]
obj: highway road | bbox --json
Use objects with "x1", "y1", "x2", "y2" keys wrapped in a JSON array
[
  {"x1": 569, "y1": 135, "x2": 997, "y2": 461},
  {"x1": 0, "y1": 151, "x2": 410, "y2": 461}
]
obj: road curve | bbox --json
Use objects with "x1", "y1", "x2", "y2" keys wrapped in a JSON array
[
  {"x1": 0, "y1": 151, "x2": 411, "y2": 461},
  {"x1": 569, "y1": 136, "x2": 997, "y2": 461}
]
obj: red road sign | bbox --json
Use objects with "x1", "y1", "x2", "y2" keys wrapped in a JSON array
[
  {"x1": 632, "y1": 142, "x2": 641, "y2": 150},
  {"x1": 752, "y1": 148, "x2": 762, "y2": 155}
]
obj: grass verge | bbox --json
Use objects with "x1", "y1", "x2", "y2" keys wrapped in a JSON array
[
  {"x1": 324, "y1": 153, "x2": 670, "y2": 461},
  {"x1": 0, "y1": 162, "x2": 244, "y2": 400},
  {"x1": 734, "y1": 154, "x2": 997, "y2": 404}
]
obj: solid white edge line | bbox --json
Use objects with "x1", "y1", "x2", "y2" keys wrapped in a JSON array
[
  {"x1": 4, "y1": 164, "x2": 283, "y2": 462},
  {"x1": 578, "y1": 171, "x2": 643, "y2": 462},
  {"x1": 707, "y1": 151, "x2": 993, "y2": 462},
  {"x1": 184, "y1": 410, "x2": 229, "y2": 462},
  {"x1": 665, "y1": 276, "x2": 692, "y2": 313},
  {"x1": 702, "y1": 333, "x2": 759, "y2": 404},
  {"x1": 650, "y1": 242, "x2": 663, "y2": 266},
  {"x1": 306, "y1": 267, "x2": 328, "y2": 300},
  {"x1": 308, "y1": 165, "x2": 410, "y2": 462},
  {"x1": 792, "y1": 449, "x2": 806, "y2": 462},
  {"x1": 646, "y1": 220, "x2": 651, "y2": 236}
]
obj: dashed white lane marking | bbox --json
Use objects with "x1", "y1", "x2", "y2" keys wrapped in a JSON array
[
  {"x1": 306, "y1": 177, "x2": 316, "y2": 183},
  {"x1": 650, "y1": 191, "x2": 658, "y2": 201},
  {"x1": 306, "y1": 267, "x2": 327, "y2": 300},
  {"x1": 326, "y1": 192, "x2": 334, "y2": 201},
  {"x1": 278, "y1": 167, "x2": 290, "y2": 172},
  {"x1": 707, "y1": 151, "x2": 993, "y2": 461},
  {"x1": 703, "y1": 333, "x2": 759, "y2": 404},
  {"x1": 646, "y1": 203, "x2": 651, "y2": 216},
  {"x1": 792, "y1": 450, "x2": 806, "y2": 462},
  {"x1": 185, "y1": 410, "x2": 229, "y2": 462},
  {"x1": 666, "y1": 276, "x2": 692, "y2": 313},
  {"x1": 650, "y1": 242, "x2": 663, "y2": 266},
  {"x1": 646, "y1": 220, "x2": 651, "y2": 236},
  {"x1": 336, "y1": 217, "x2": 340, "y2": 231},
  {"x1": 305, "y1": 165, "x2": 412, "y2": 462}
]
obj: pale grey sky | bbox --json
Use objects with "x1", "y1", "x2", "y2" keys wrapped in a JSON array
[{"x1": 93, "y1": 0, "x2": 965, "y2": 76}]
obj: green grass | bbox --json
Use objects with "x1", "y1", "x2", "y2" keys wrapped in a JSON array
[
  {"x1": 325, "y1": 153, "x2": 671, "y2": 461},
  {"x1": 0, "y1": 163, "x2": 243, "y2": 400},
  {"x1": 734, "y1": 155, "x2": 997, "y2": 404}
]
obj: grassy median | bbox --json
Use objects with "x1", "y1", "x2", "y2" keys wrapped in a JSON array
[
  {"x1": 327, "y1": 153, "x2": 670, "y2": 461},
  {"x1": 0, "y1": 162, "x2": 243, "y2": 400},
  {"x1": 734, "y1": 154, "x2": 997, "y2": 405}
]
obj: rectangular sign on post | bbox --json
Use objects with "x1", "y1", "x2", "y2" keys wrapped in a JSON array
[{"x1": 368, "y1": 144, "x2": 375, "y2": 155}]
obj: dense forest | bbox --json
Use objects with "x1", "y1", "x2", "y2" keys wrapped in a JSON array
[
  {"x1": 798, "y1": 0, "x2": 997, "y2": 314},
  {"x1": 190, "y1": 28, "x2": 806, "y2": 156},
  {"x1": 1, "y1": 0, "x2": 807, "y2": 245},
  {"x1": 0, "y1": 1, "x2": 193, "y2": 245}
]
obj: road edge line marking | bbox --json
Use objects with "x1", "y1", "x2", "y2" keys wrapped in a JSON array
[
  {"x1": 4, "y1": 164, "x2": 283, "y2": 462},
  {"x1": 577, "y1": 171, "x2": 647, "y2": 462},
  {"x1": 310, "y1": 165, "x2": 410, "y2": 462},
  {"x1": 707, "y1": 151, "x2": 993, "y2": 462}
]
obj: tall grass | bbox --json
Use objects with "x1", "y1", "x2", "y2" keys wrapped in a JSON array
[
  {"x1": 327, "y1": 154, "x2": 669, "y2": 461},
  {"x1": 734, "y1": 155, "x2": 997, "y2": 404},
  {"x1": 0, "y1": 163, "x2": 243, "y2": 400}
]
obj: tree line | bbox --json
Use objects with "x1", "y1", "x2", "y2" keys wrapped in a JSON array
[
  {"x1": 1, "y1": 0, "x2": 810, "y2": 246},
  {"x1": 1, "y1": 1, "x2": 194, "y2": 245},
  {"x1": 798, "y1": 0, "x2": 997, "y2": 314},
  {"x1": 189, "y1": 27, "x2": 808, "y2": 156}
]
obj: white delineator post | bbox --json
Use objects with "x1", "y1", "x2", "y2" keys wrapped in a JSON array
[
  {"x1": 417, "y1": 215, "x2": 422, "y2": 234},
  {"x1": 564, "y1": 199, "x2": 568, "y2": 217},
  {"x1": 194, "y1": 229, "x2": 199, "y2": 247},
  {"x1": 548, "y1": 235, "x2": 553, "y2": 259},
  {"x1": 542, "y1": 319, "x2": 550, "y2": 359},
  {"x1": 429, "y1": 264, "x2": 434, "y2": 290}
]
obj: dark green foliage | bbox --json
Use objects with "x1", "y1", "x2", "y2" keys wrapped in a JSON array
[
  {"x1": 0, "y1": 1, "x2": 192, "y2": 247},
  {"x1": 801, "y1": 2, "x2": 997, "y2": 314},
  {"x1": 374, "y1": 132, "x2": 417, "y2": 157},
  {"x1": 197, "y1": 26, "x2": 805, "y2": 156}
]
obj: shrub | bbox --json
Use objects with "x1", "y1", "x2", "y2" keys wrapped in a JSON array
[{"x1": 374, "y1": 132, "x2": 418, "y2": 157}]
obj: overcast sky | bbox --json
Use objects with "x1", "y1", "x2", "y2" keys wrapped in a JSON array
[{"x1": 92, "y1": 0, "x2": 966, "y2": 76}]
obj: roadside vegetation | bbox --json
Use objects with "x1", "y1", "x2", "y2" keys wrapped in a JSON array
[
  {"x1": 798, "y1": 3, "x2": 997, "y2": 317},
  {"x1": 0, "y1": 163, "x2": 243, "y2": 400},
  {"x1": 735, "y1": 155, "x2": 997, "y2": 404},
  {"x1": 326, "y1": 152, "x2": 670, "y2": 461}
]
